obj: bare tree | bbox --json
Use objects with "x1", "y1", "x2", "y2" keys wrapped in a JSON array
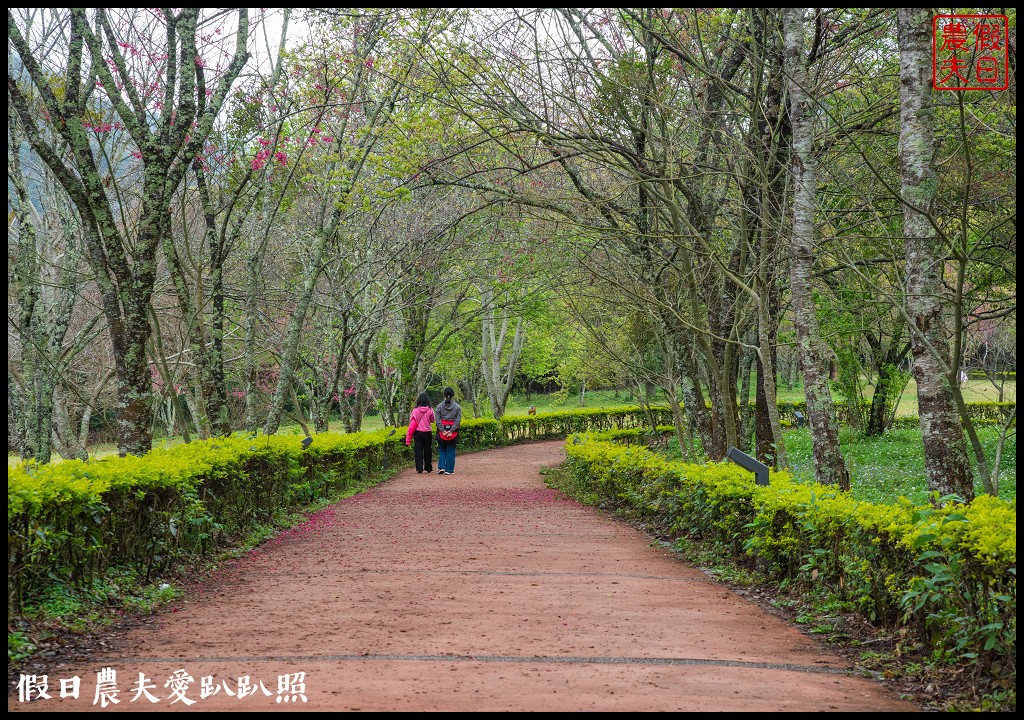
[
  {"x1": 8, "y1": 8, "x2": 249, "y2": 455},
  {"x1": 479, "y1": 284, "x2": 526, "y2": 419}
]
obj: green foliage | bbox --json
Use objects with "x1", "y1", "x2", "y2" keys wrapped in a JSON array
[
  {"x1": 831, "y1": 352, "x2": 869, "y2": 431},
  {"x1": 785, "y1": 426, "x2": 1016, "y2": 503},
  {"x1": 899, "y1": 494, "x2": 1016, "y2": 679},
  {"x1": 498, "y1": 406, "x2": 666, "y2": 442},
  {"x1": 7, "y1": 428, "x2": 410, "y2": 613},
  {"x1": 878, "y1": 362, "x2": 912, "y2": 432},
  {"x1": 15, "y1": 566, "x2": 184, "y2": 639},
  {"x1": 561, "y1": 432, "x2": 1016, "y2": 683},
  {"x1": 8, "y1": 630, "x2": 35, "y2": 664},
  {"x1": 971, "y1": 371, "x2": 1016, "y2": 380},
  {"x1": 6, "y1": 406, "x2": 667, "y2": 614},
  {"x1": 770, "y1": 399, "x2": 1016, "y2": 427}
]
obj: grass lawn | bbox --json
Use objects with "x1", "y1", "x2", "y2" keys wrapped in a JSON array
[
  {"x1": 782, "y1": 425, "x2": 1016, "y2": 504},
  {"x1": 504, "y1": 388, "x2": 641, "y2": 414},
  {"x1": 774, "y1": 377, "x2": 1014, "y2": 416}
]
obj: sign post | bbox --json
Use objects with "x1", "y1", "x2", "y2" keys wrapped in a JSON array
[{"x1": 726, "y1": 446, "x2": 770, "y2": 487}]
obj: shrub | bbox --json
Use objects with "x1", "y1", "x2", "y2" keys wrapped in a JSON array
[
  {"x1": 6, "y1": 406, "x2": 667, "y2": 614},
  {"x1": 563, "y1": 431, "x2": 1016, "y2": 680}
]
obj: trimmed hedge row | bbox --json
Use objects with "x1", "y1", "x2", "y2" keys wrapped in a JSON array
[
  {"x1": 8, "y1": 429, "x2": 406, "y2": 612},
  {"x1": 969, "y1": 371, "x2": 1016, "y2": 380},
  {"x1": 7, "y1": 402, "x2": 1014, "y2": 617},
  {"x1": 773, "y1": 399, "x2": 1016, "y2": 425},
  {"x1": 6, "y1": 407, "x2": 660, "y2": 613},
  {"x1": 563, "y1": 432, "x2": 1016, "y2": 677}
]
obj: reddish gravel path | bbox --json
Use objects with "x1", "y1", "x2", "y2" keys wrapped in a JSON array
[{"x1": 9, "y1": 440, "x2": 918, "y2": 712}]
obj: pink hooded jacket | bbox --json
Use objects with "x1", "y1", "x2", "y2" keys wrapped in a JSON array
[{"x1": 405, "y1": 405, "x2": 435, "y2": 444}]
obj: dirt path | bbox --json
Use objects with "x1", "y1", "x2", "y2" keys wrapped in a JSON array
[{"x1": 9, "y1": 440, "x2": 918, "y2": 712}]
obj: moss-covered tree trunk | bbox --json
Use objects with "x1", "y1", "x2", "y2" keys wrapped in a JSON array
[
  {"x1": 8, "y1": 8, "x2": 249, "y2": 456},
  {"x1": 190, "y1": 163, "x2": 232, "y2": 437},
  {"x1": 344, "y1": 334, "x2": 375, "y2": 433},
  {"x1": 896, "y1": 7, "x2": 975, "y2": 501},
  {"x1": 9, "y1": 113, "x2": 47, "y2": 462},
  {"x1": 864, "y1": 332, "x2": 910, "y2": 436},
  {"x1": 748, "y1": 9, "x2": 789, "y2": 467},
  {"x1": 783, "y1": 7, "x2": 850, "y2": 490}
]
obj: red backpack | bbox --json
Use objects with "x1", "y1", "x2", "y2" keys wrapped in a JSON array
[{"x1": 438, "y1": 419, "x2": 457, "y2": 441}]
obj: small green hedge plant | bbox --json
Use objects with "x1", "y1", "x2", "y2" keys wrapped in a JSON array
[{"x1": 563, "y1": 431, "x2": 1015, "y2": 680}]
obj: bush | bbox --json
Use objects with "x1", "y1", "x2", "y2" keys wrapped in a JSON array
[
  {"x1": 6, "y1": 406, "x2": 667, "y2": 615},
  {"x1": 8, "y1": 429, "x2": 409, "y2": 613},
  {"x1": 563, "y1": 431, "x2": 1016, "y2": 681}
]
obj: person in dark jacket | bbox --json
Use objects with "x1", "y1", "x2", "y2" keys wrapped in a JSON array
[
  {"x1": 434, "y1": 387, "x2": 462, "y2": 475},
  {"x1": 405, "y1": 392, "x2": 435, "y2": 473}
]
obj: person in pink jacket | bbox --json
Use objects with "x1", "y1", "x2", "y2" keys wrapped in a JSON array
[{"x1": 405, "y1": 392, "x2": 435, "y2": 474}]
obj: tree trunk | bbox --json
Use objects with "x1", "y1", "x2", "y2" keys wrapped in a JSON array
[
  {"x1": 370, "y1": 348, "x2": 401, "y2": 427},
  {"x1": 243, "y1": 248, "x2": 265, "y2": 434},
  {"x1": 703, "y1": 246, "x2": 742, "y2": 460},
  {"x1": 867, "y1": 363, "x2": 894, "y2": 436},
  {"x1": 749, "y1": 7, "x2": 789, "y2": 467},
  {"x1": 161, "y1": 228, "x2": 216, "y2": 440},
  {"x1": 784, "y1": 7, "x2": 849, "y2": 490},
  {"x1": 395, "y1": 282, "x2": 432, "y2": 421},
  {"x1": 345, "y1": 335, "x2": 374, "y2": 433},
  {"x1": 10, "y1": 128, "x2": 46, "y2": 462},
  {"x1": 865, "y1": 336, "x2": 909, "y2": 436},
  {"x1": 147, "y1": 306, "x2": 191, "y2": 444},
  {"x1": 299, "y1": 376, "x2": 330, "y2": 434},
  {"x1": 263, "y1": 232, "x2": 332, "y2": 436},
  {"x1": 897, "y1": 7, "x2": 975, "y2": 501},
  {"x1": 480, "y1": 287, "x2": 526, "y2": 419},
  {"x1": 195, "y1": 162, "x2": 232, "y2": 437},
  {"x1": 756, "y1": 282, "x2": 788, "y2": 469},
  {"x1": 680, "y1": 362, "x2": 713, "y2": 461},
  {"x1": 8, "y1": 8, "x2": 250, "y2": 456},
  {"x1": 288, "y1": 382, "x2": 312, "y2": 437},
  {"x1": 51, "y1": 384, "x2": 89, "y2": 461},
  {"x1": 737, "y1": 344, "x2": 754, "y2": 453},
  {"x1": 112, "y1": 272, "x2": 158, "y2": 457},
  {"x1": 77, "y1": 369, "x2": 115, "y2": 451},
  {"x1": 664, "y1": 385, "x2": 694, "y2": 462}
]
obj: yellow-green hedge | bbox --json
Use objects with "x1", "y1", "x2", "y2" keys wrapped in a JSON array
[
  {"x1": 772, "y1": 400, "x2": 1016, "y2": 425},
  {"x1": 6, "y1": 407, "x2": 661, "y2": 613},
  {"x1": 8, "y1": 429, "x2": 409, "y2": 610},
  {"x1": 563, "y1": 431, "x2": 1016, "y2": 676},
  {"x1": 9, "y1": 400, "x2": 1016, "y2": 676}
]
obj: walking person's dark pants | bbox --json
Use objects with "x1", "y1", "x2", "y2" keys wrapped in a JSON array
[{"x1": 413, "y1": 430, "x2": 433, "y2": 473}]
